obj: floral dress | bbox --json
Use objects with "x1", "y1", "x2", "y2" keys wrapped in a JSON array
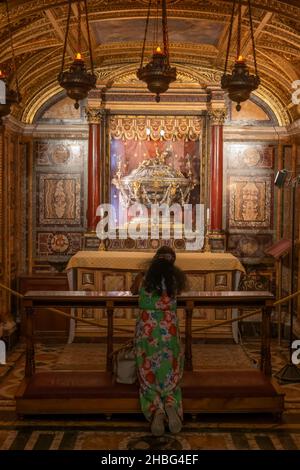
[{"x1": 135, "y1": 286, "x2": 184, "y2": 421}]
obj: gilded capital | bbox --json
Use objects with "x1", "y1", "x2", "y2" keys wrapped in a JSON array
[
  {"x1": 85, "y1": 108, "x2": 103, "y2": 124},
  {"x1": 208, "y1": 108, "x2": 227, "y2": 125}
]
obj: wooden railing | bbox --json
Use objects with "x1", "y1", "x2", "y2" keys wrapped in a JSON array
[{"x1": 23, "y1": 290, "x2": 274, "y2": 378}]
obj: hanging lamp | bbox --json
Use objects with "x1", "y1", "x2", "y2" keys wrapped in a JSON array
[
  {"x1": 137, "y1": 0, "x2": 176, "y2": 103},
  {"x1": 221, "y1": 0, "x2": 260, "y2": 111},
  {"x1": 0, "y1": 0, "x2": 21, "y2": 120},
  {"x1": 58, "y1": 0, "x2": 96, "y2": 109}
]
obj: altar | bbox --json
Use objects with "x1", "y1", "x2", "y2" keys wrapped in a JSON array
[{"x1": 67, "y1": 251, "x2": 245, "y2": 342}]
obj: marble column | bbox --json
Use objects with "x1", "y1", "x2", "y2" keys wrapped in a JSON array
[
  {"x1": 85, "y1": 108, "x2": 103, "y2": 244},
  {"x1": 208, "y1": 108, "x2": 227, "y2": 252}
]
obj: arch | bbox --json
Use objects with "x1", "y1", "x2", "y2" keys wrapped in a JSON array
[
  {"x1": 22, "y1": 61, "x2": 291, "y2": 127},
  {"x1": 33, "y1": 90, "x2": 66, "y2": 123}
]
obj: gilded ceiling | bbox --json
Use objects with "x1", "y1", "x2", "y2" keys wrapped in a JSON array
[{"x1": 0, "y1": 0, "x2": 300, "y2": 125}]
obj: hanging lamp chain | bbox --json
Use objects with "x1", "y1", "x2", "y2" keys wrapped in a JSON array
[
  {"x1": 140, "y1": 0, "x2": 152, "y2": 68},
  {"x1": 248, "y1": 0, "x2": 258, "y2": 76},
  {"x1": 162, "y1": 0, "x2": 169, "y2": 63},
  {"x1": 237, "y1": 0, "x2": 242, "y2": 59},
  {"x1": 224, "y1": 0, "x2": 236, "y2": 75},
  {"x1": 60, "y1": 0, "x2": 72, "y2": 75},
  {"x1": 77, "y1": 0, "x2": 82, "y2": 55},
  {"x1": 84, "y1": 0, "x2": 95, "y2": 74},
  {"x1": 153, "y1": 0, "x2": 158, "y2": 50},
  {"x1": 5, "y1": 0, "x2": 20, "y2": 97}
]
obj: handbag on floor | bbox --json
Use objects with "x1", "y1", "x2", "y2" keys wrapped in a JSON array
[{"x1": 112, "y1": 340, "x2": 137, "y2": 384}]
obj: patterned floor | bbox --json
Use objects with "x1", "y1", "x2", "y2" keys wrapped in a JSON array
[
  {"x1": 0, "y1": 340, "x2": 300, "y2": 450},
  {"x1": 1, "y1": 425, "x2": 300, "y2": 450}
]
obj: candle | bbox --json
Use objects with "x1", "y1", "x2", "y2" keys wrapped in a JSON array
[{"x1": 207, "y1": 208, "x2": 210, "y2": 225}]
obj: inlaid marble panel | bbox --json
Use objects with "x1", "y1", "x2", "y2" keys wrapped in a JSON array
[
  {"x1": 36, "y1": 232, "x2": 82, "y2": 256},
  {"x1": 228, "y1": 234, "x2": 273, "y2": 259},
  {"x1": 228, "y1": 175, "x2": 273, "y2": 230},
  {"x1": 225, "y1": 142, "x2": 276, "y2": 267},
  {"x1": 35, "y1": 141, "x2": 84, "y2": 167},
  {"x1": 33, "y1": 138, "x2": 87, "y2": 269},
  {"x1": 239, "y1": 267, "x2": 275, "y2": 293},
  {"x1": 226, "y1": 144, "x2": 274, "y2": 169},
  {"x1": 38, "y1": 174, "x2": 81, "y2": 225}
]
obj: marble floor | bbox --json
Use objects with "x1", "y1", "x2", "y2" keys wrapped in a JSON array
[{"x1": 0, "y1": 340, "x2": 300, "y2": 450}]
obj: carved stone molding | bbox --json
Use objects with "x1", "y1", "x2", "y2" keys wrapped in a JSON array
[
  {"x1": 207, "y1": 108, "x2": 227, "y2": 125},
  {"x1": 85, "y1": 108, "x2": 104, "y2": 124},
  {"x1": 109, "y1": 115, "x2": 203, "y2": 141}
]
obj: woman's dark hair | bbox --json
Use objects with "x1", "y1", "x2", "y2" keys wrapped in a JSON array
[{"x1": 143, "y1": 246, "x2": 186, "y2": 297}]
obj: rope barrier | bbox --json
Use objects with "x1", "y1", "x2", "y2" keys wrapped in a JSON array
[
  {"x1": 192, "y1": 308, "x2": 263, "y2": 333},
  {"x1": 192, "y1": 289, "x2": 300, "y2": 333},
  {"x1": 0, "y1": 282, "x2": 131, "y2": 334},
  {"x1": 1, "y1": 281, "x2": 300, "y2": 333}
]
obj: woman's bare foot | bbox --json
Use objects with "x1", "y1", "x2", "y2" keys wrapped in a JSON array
[
  {"x1": 165, "y1": 405, "x2": 182, "y2": 434},
  {"x1": 151, "y1": 410, "x2": 165, "y2": 437}
]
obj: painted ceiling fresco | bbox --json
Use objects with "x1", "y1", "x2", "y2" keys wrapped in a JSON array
[
  {"x1": 91, "y1": 18, "x2": 224, "y2": 46},
  {"x1": 0, "y1": 0, "x2": 300, "y2": 124}
]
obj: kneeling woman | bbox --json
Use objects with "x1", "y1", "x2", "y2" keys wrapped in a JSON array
[{"x1": 132, "y1": 246, "x2": 186, "y2": 436}]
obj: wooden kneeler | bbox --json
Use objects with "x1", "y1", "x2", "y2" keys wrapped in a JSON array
[{"x1": 16, "y1": 290, "x2": 285, "y2": 418}]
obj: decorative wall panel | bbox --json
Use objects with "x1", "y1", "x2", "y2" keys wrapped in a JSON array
[
  {"x1": 239, "y1": 266, "x2": 275, "y2": 293},
  {"x1": 225, "y1": 143, "x2": 275, "y2": 237},
  {"x1": 99, "y1": 237, "x2": 190, "y2": 251},
  {"x1": 36, "y1": 232, "x2": 82, "y2": 257},
  {"x1": 38, "y1": 174, "x2": 81, "y2": 225},
  {"x1": 227, "y1": 233, "x2": 273, "y2": 259},
  {"x1": 237, "y1": 266, "x2": 276, "y2": 326},
  {"x1": 228, "y1": 175, "x2": 273, "y2": 230},
  {"x1": 35, "y1": 141, "x2": 83, "y2": 166},
  {"x1": 227, "y1": 144, "x2": 274, "y2": 169},
  {"x1": 33, "y1": 139, "x2": 87, "y2": 268}
]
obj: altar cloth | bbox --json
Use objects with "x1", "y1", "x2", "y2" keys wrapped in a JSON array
[{"x1": 67, "y1": 251, "x2": 245, "y2": 273}]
